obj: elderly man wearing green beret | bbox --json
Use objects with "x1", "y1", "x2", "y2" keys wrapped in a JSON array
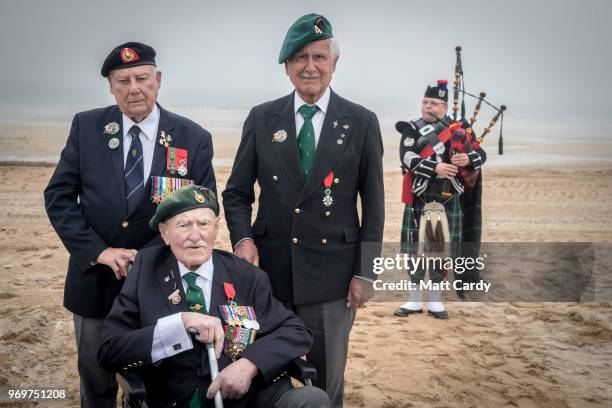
[
  {"x1": 223, "y1": 13, "x2": 385, "y2": 407},
  {"x1": 99, "y1": 185, "x2": 329, "y2": 408}
]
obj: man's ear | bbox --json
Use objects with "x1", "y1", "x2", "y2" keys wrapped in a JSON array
[
  {"x1": 158, "y1": 222, "x2": 170, "y2": 245},
  {"x1": 156, "y1": 70, "x2": 162, "y2": 89}
]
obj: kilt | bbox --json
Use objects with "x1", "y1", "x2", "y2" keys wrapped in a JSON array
[{"x1": 401, "y1": 178, "x2": 463, "y2": 254}]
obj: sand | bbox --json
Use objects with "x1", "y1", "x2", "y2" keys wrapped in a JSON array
[{"x1": 1, "y1": 132, "x2": 611, "y2": 407}]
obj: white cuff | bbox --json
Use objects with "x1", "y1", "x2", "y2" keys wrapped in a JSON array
[{"x1": 151, "y1": 313, "x2": 193, "y2": 363}]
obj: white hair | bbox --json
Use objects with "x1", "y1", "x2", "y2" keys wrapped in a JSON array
[{"x1": 330, "y1": 37, "x2": 340, "y2": 59}]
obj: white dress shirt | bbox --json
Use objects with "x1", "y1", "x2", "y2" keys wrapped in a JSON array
[
  {"x1": 293, "y1": 86, "x2": 330, "y2": 147},
  {"x1": 122, "y1": 104, "x2": 159, "y2": 182},
  {"x1": 150, "y1": 257, "x2": 214, "y2": 363}
]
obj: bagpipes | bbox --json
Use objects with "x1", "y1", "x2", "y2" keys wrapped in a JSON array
[
  {"x1": 399, "y1": 46, "x2": 507, "y2": 204},
  {"x1": 451, "y1": 45, "x2": 507, "y2": 156},
  {"x1": 449, "y1": 46, "x2": 507, "y2": 188}
]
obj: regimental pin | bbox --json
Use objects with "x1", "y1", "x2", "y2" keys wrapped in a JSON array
[
  {"x1": 272, "y1": 130, "x2": 288, "y2": 143},
  {"x1": 103, "y1": 122, "x2": 120, "y2": 135},
  {"x1": 168, "y1": 289, "x2": 181, "y2": 305},
  {"x1": 108, "y1": 137, "x2": 120, "y2": 150},
  {"x1": 404, "y1": 137, "x2": 415, "y2": 147},
  {"x1": 333, "y1": 120, "x2": 338, "y2": 128},
  {"x1": 164, "y1": 276, "x2": 171, "y2": 283},
  {"x1": 337, "y1": 139, "x2": 343, "y2": 145}
]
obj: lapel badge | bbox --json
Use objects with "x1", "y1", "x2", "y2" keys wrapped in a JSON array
[
  {"x1": 168, "y1": 289, "x2": 181, "y2": 305},
  {"x1": 404, "y1": 137, "x2": 415, "y2": 147},
  {"x1": 108, "y1": 137, "x2": 120, "y2": 150},
  {"x1": 164, "y1": 276, "x2": 171, "y2": 283},
  {"x1": 342, "y1": 124, "x2": 350, "y2": 130},
  {"x1": 333, "y1": 120, "x2": 338, "y2": 128},
  {"x1": 272, "y1": 130, "x2": 287, "y2": 143},
  {"x1": 159, "y1": 130, "x2": 173, "y2": 147},
  {"x1": 103, "y1": 122, "x2": 120, "y2": 135}
]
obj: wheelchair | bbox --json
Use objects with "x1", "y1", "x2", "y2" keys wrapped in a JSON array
[{"x1": 116, "y1": 357, "x2": 317, "y2": 408}]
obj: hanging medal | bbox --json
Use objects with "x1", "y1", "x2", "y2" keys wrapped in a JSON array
[
  {"x1": 322, "y1": 171, "x2": 334, "y2": 207},
  {"x1": 166, "y1": 147, "x2": 188, "y2": 176},
  {"x1": 218, "y1": 282, "x2": 259, "y2": 361}
]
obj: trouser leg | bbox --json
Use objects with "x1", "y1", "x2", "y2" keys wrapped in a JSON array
[
  {"x1": 73, "y1": 314, "x2": 117, "y2": 408},
  {"x1": 294, "y1": 298, "x2": 355, "y2": 408}
]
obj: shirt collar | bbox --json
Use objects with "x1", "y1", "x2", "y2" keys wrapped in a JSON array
[
  {"x1": 177, "y1": 255, "x2": 214, "y2": 282},
  {"x1": 122, "y1": 104, "x2": 160, "y2": 141},
  {"x1": 293, "y1": 86, "x2": 330, "y2": 116}
]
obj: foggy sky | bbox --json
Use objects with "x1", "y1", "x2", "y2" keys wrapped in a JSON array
[{"x1": 1, "y1": 0, "x2": 611, "y2": 126}]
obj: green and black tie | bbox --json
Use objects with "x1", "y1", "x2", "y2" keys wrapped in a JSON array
[
  {"x1": 184, "y1": 272, "x2": 206, "y2": 408},
  {"x1": 297, "y1": 104, "x2": 318, "y2": 177}
]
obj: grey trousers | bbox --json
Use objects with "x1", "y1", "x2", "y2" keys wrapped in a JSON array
[
  {"x1": 73, "y1": 314, "x2": 117, "y2": 408},
  {"x1": 292, "y1": 298, "x2": 356, "y2": 408},
  {"x1": 275, "y1": 385, "x2": 330, "y2": 408}
]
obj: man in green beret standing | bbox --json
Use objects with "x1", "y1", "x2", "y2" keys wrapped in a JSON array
[{"x1": 223, "y1": 14, "x2": 385, "y2": 407}]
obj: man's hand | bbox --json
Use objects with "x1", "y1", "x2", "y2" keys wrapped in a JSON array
[
  {"x1": 96, "y1": 248, "x2": 137, "y2": 279},
  {"x1": 234, "y1": 239, "x2": 259, "y2": 266},
  {"x1": 346, "y1": 277, "x2": 374, "y2": 310},
  {"x1": 450, "y1": 153, "x2": 470, "y2": 167},
  {"x1": 181, "y1": 312, "x2": 224, "y2": 358},
  {"x1": 434, "y1": 163, "x2": 458, "y2": 179},
  {"x1": 206, "y1": 358, "x2": 258, "y2": 400}
]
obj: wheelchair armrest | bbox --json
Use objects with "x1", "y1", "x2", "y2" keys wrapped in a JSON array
[
  {"x1": 116, "y1": 370, "x2": 147, "y2": 401},
  {"x1": 287, "y1": 358, "x2": 317, "y2": 383}
]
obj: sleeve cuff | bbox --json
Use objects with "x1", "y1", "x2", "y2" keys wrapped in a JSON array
[
  {"x1": 234, "y1": 237, "x2": 254, "y2": 251},
  {"x1": 413, "y1": 159, "x2": 437, "y2": 179},
  {"x1": 467, "y1": 151, "x2": 483, "y2": 170},
  {"x1": 353, "y1": 275, "x2": 375, "y2": 283},
  {"x1": 151, "y1": 313, "x2": 193, "y2": 363}
]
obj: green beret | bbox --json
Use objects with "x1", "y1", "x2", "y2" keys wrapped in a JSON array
[
  {"x1": 278, "y1": 14, "x2": 333, "y2": 63},
  {"x1": 149, "y1": 185, "x2": 219, "y2": 230}
]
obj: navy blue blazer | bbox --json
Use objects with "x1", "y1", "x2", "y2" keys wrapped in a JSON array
[
  {"x1": 222, "y1": 90, "x2": 385, "y2": 304},
  {"x1": 98, "y1": 247, "x2": 311, "y2": 408},
  {"x1": 44, "y1": 104, "x2": 216, "y2": 318}
]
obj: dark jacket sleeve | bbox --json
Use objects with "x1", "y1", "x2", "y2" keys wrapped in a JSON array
[
  {"x1": 222, "y1": 109, "x2": 258, "y2": 248},
  {"x1": 98, "y1": 252, "x2": 156, "y2": 372},
  {"x1": 189, "y1": 128, "x2": 217, "y2": 195},
  {"x1": 239, "y1": 268, "x2": 312, "y2": 384},
  {"x1": 44, "y1": 113, "x2": 108, "y2": 270},
  {"x1": 354, "y1": 112, "x2": 385, "y2": 279}
]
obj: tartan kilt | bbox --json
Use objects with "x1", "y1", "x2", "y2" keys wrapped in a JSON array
[{"x1": 401, "y1": 178, "x2": 463, "y2": 255}]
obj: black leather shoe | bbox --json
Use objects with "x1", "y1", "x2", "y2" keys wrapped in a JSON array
[
  {"x1": 427, "y1": 310, "x2": 449, "y2": 320},
  {"x1": 394, "y1": 307, "x2": 423, "y2": 317}
]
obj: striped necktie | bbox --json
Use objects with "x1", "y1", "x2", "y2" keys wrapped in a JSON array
[{"x1": 124, "y1": 125, "x2": 144, "y2": 214}]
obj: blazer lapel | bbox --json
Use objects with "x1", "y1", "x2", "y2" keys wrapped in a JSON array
[
  {"x1": 267, "y1": 93, "x2": 305, "y2": 191},
  {"x1": 104, "y1": 107, "x2": 128, "y2": 215},
  {"x1": 209, "y1": 251, "x2": 231, "y2": 320},
  {"x1": 156, "y1": 251, "x2": 189, "y2": 314},
  {"x1": 297, "y1": 90, "x2": 353, "y2": 205},
  {"x1": 148, "y1": 103, "x2": 175, "y2": 189}
]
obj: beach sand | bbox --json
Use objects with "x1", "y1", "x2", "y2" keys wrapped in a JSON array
[{"x1": 1, "y1": 131, "x2": 611, "y2": 407}]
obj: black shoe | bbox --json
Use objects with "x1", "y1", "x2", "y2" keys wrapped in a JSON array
[
  {"x1": 394, "y1": 307, "x2": 423, "y2": 317},
  {"x1": 427, "y1": 310, "x2": 449, "y2": 320}
]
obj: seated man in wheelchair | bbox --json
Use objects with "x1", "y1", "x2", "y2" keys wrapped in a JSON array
[{"x1": 98, "y1": 185, "x2": 329, "y2": 407}]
